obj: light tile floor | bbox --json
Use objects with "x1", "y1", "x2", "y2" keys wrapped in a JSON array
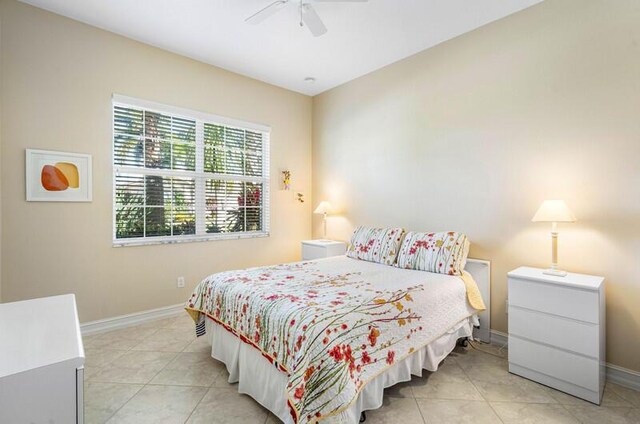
[{"x1": 83, "y1": 315, "x2": 640, "y2": 423}]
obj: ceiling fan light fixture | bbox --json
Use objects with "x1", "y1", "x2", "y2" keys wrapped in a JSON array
[
  {"x1": 245, "y1": 0, "x2": 289, "y2": 25},
  {"x1": 246, "y1": 0, "x2": 367, "y2": 36},
  {"x1": 300, "y1": 3, "x2": 327, "y2": 37}
]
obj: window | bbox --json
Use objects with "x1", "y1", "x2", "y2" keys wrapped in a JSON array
[{"x1": 112, "y1": 95, "x2": 270, "y2": 246}]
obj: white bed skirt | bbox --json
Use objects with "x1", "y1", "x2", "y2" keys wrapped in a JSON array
[{"x1": 205, "y1": 316, "x2": 476, "y2": 423}]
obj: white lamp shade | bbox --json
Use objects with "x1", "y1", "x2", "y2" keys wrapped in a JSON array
[
  {"x1": 532, "y1": 200, "x2": 576, "y2": 223},
  {"x1": 314, "y1": 201, "x2": 332, "y2": 215}
]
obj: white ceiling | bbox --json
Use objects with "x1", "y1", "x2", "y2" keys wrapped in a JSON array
[{"x1": 19, "y1": 0, "x2": 543, "y2": 96}]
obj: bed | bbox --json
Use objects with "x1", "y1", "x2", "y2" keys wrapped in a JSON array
[{"x1": 186, "y1": 254, "x2": 490, "y2": 424}]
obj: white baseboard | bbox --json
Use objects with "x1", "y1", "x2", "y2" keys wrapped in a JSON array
[
  {"x1": 607, "y1": 363, "x2": 640, "y2": 391},
  {"x1": 81, "y1": 303, "x2": 185, "y2": 336},
  {"x1": 489, "y1": 330, "x2": 640, "y2": 391},
  {"x1": 490, "y1": 329, "x2": 508, "y2": 347}
]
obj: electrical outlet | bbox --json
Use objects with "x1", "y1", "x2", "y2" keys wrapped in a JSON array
[{"x1": 177, "y1": 276, "x2": 185, "y2": 288}]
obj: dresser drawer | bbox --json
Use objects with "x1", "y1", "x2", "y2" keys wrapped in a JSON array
[
  {"x1": 509, "y1": 277, "x2": 599, "y2": 323},
  {"x1": 510, "y1": 336, "x2": 599, "y2": 391},
  {"x1": 509, "y1": 306, "x2": 599, "y2": 357}
]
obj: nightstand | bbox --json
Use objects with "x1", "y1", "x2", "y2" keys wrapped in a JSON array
[
  {"x1": 301, "y1": 239, "x2": 346, "y2": 260},
  {"x1": 508, "y1": 266, "x2": 605, "y2": 404}
]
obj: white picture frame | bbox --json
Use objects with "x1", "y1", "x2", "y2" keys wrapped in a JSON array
[{"x1": 26, "y1": 149, "x2": 93, "y2": 202}]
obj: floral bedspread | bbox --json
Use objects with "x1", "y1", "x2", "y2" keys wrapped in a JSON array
[{"x1": 185, "y1": 256, "x2": 478, "y2": 423}]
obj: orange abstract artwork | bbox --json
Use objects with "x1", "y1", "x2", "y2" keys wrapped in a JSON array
[
  {"x1": 41, "y1": 162, "x2": 79, "y2": 191},
  {"x1": 27, "y1": 149, "x2": 92, "y2": 202}
]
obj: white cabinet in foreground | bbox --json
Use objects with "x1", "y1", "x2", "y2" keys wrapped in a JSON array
[{"x1": 0, "y1": 294, "x2": 85, "y2": 423}]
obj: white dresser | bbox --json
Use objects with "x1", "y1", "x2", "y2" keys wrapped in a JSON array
[
  {"x1": 301, "y1": 239, "x2": 346, "y2": 260},
  {"x1": 0, "y1": 294, "x2": 85, "y2": 423},
  {"x1": 508, "y1": 267, "x2": 605, "y2": 404}
]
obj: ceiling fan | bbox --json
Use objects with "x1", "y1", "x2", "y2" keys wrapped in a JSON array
[{"x1": 245, "y1": 0, "x2": 368, "y2": 37}]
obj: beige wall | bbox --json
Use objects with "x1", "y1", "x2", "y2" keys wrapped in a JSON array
[
  {"x1": 0, "y1": 0, "x2": 312, "y2": 321},
  {"x1": 313, "y1": 0, "x2": 640, "y2": 372}
]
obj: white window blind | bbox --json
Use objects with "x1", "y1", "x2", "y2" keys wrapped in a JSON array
[{"x1": 112, "y1": 95, "x2": 270, "y2": 246}]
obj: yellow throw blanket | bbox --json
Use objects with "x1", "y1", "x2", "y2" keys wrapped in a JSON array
[{"x1": 461, "y1": 271, "x2": 486, "y2": 311}]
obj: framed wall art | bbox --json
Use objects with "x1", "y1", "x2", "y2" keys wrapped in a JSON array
[{"x1": 26, "y1": 149, "x2": 92, "y2": 202}]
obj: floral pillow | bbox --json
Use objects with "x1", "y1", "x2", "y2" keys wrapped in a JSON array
[
  {"x1": 396, "y1": 231, "x2": 470, "y2": 276},
  {"x1": 346, "y1": 226, "x2": 405, "y2": 265}
]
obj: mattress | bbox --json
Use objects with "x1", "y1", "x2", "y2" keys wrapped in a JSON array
[{"x1": 186, "y1": 255, "x2": 481, "y2": 423}]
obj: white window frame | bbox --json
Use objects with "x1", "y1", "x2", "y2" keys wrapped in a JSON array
[{"x1": 112, "y1": 94, "x2": 270, "y2": 247}]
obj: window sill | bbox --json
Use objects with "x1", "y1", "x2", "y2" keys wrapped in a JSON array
[{"x1": 113, "y1": 231, "x2": 269, "y2": 247}]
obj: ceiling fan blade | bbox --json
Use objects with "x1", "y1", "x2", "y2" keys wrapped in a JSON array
[
  {"x1": 301, "y1": 3, "x2": 327, "y2": 37},
  {"x1": 245, "y1": 0, "x2": 289, "y2": 25}
]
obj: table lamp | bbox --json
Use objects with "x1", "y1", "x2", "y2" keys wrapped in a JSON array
[
  {"x1": 314, "y1": 201, "x2": 332, "y2": 239},
  {"x1": 532, "y1": 200, "x2": 576, "y2": 277}
]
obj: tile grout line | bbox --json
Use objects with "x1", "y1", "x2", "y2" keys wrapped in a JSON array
[
  {"x1": 86, "y1": 326, "x2": 160, "y2": 423},
  {"x1": 140, "y1": 326, "x2": 197, "y2": 386},
  {"x1": 553, "y1": 384, "x2": 640, "y2": 424},
  {"x1": 181, "y1": 386, "x2": 209, "y2": 424},
  {"x1": 607, "y1": 383, "x2": 640, "y2": 410},
  {"x1": 100, "y1": 383, "x2": 145, "y2": 424},
  {"x1": 456, "y1": 347, "x2": 598, "y2": 423},
  {"x1": 556, "y1": 402, "x2": 586, "y2": 423},
  {"x1": 485, "y1": 401, "x2": 507, "y2": 424},
  {"x1": 412, "y1": 396, "x2": 429, "y2": 424},
  {"x1": 84, "y1": 319, "x2": 196, "y2": 423},
  {"x1": 455, "y1": 349, "x2": 507, "y2": 424}
]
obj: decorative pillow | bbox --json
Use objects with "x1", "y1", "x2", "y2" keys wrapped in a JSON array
[
  {"x1": 346, "y1": 226, "x2": 405, "y2": 265},
  {"x1": 396, "y1": 231, "x2": 470, "y2": 275}
]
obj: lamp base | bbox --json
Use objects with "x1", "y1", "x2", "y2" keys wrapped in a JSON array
[{"x1": 543, "y1": 268, "x2": 567, "y2": 277}]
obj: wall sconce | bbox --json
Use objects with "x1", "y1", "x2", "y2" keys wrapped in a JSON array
[{"x1": 282, "y1": 170, "x2": 291, "y2": 191}]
